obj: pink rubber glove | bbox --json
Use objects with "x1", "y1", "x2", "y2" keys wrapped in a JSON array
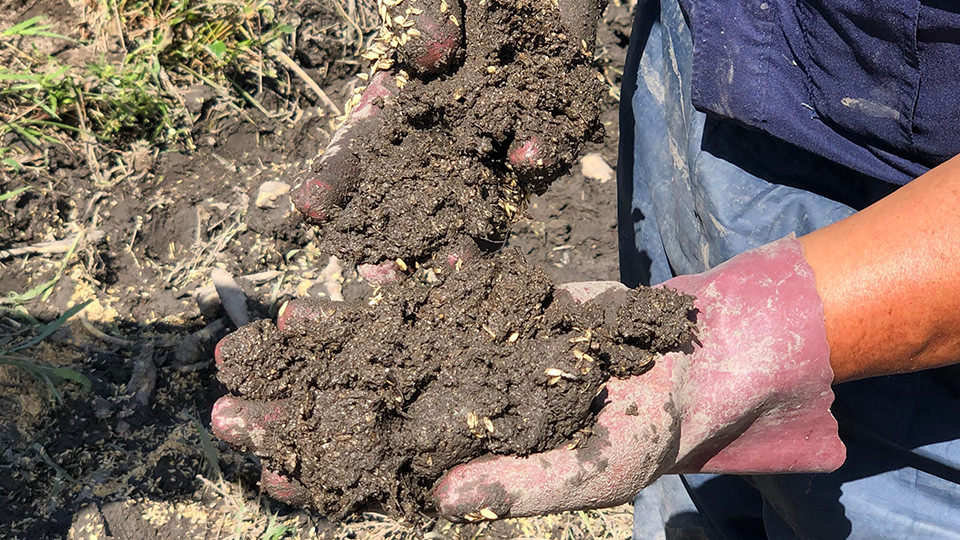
[
  {"x1": 291, "y1": 0, "x2": 462, "y2": 223},
  {"x1": 432, "y1": 235, "x2": 847, "y2": 520},
  {"x1": 292, "y1": 0, "x2": 605, "y2": 226}
]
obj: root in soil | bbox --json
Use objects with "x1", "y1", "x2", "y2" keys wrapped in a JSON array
[
  {"x1": 216, "y1": 251, "x2": 696, "y2": 520},
  {"x1": 310, "y1": 0, "x2": 605, "y2": 264}
]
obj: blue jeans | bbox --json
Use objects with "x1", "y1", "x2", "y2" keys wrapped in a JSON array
[{"x1": 619, "y1": 1, "x2": 960, "y2": 538}]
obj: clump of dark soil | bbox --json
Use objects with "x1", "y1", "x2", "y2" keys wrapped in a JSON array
[
  {"x1": 315, "y1": 0, "x2": 605, "y2": 263},
  {"x1": 0, "y1": 0, "x2": 639, "y2": 535},
  {"x1": 216, "y1": 251, "x2": 695, "y2": 519}
]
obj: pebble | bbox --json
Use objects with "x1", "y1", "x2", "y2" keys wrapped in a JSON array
[{"x1": 580, "y1": 152, "x2": 614, "y2": 183}]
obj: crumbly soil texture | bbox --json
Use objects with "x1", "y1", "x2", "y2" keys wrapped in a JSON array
[
  {"x1": 1, "y1": 0, "x2": 635, "y2": 534},
  {"x1": 217, "y1": 251, "x2": 695, "y2": 520},
  {"x1": 317, "y1": 0, "x2": 605, "y2": 263}
]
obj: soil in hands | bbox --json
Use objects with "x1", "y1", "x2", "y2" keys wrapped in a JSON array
[
  {"x1": 0, "y1": 0, "x2": 638, "y2": 535},
  {"x1": 216, "y1": 251, "x2": 696, "y2": 520},
  {"x1": 313, "y1": 0, "x2": 605, "y2": 264}
]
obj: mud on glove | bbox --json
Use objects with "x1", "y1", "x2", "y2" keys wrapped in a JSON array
[
  {"x1": 291, "y1": 0, "x2": 607, "y2": 225},
  {"x1": 432, "y1": 234, "x2": 846, "y2": 520}
]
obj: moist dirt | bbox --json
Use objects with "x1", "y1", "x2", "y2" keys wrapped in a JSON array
[
  {"x1": 216, "y1": 250, "x2": 695, "y2": 520},
  {"x1": 0, "y1": 0, "x2": 639, "y2": 536},
  {"x1": 313, "y1": 0, "x2": 605, "y2": 264}
]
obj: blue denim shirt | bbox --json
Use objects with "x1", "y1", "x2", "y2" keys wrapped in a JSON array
[
  {"x1": 681, "y1": 0, "x2": 960, "y2": 186},
  {"x1": 618, "y1": 1, "x2": 960, "y2": 538}
]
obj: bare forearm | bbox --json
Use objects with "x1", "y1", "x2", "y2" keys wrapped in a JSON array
[{"x1": 800, "y1": 154, "x2": 960, "y2": 383}]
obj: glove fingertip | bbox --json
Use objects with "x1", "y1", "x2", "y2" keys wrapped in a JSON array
[
  {"x1": 292, "y1": 73, "x2": 397, "y2": 224},
  {"x1": 210, "y1": 396, "x2": 247, "y2": 444},
  {"x1": 261, "y1": 467, "x2": 312, "y2": 507},
  {"x1": 358, "y1": 260, "x2": 401, "y2": 286},
  {"x1": 213, "y1": 337, "x2": 227, "y2": 368},
  {"x1": 292, "y1": 177, "x2": 346, "y2": 223},
  {"x1": 394, "y1": 0, "x2": 464, "y2": 75},
  {"x1": 276, "y1": 298, "x2": 340, "y2": 331},
  {"x1": 507, "y1": 137, "x2": 551, "y2": 171},
  {"x1": 210, "y1": 396, "x2": 289, "y2": 455},
  {"x1": 432, "y1": 462, "x2": 514, "y2": 521}
]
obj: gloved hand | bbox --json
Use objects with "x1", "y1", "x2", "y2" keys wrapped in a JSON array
[
  {"x1": 210, "y1": 299, "x2": 354, "y2": 507},
  {"x1": 291, "y1": 0, "x2": 606, "y2": 228},
  {"x1": 289, "y1": 0, "x2": 461, "y2": 223},
  {"x1": 431, "y1": 235, "x2": 847, "y2": 520},
  {"x1": 209, "y1": 248, "x2": 654, "y2": 511}
]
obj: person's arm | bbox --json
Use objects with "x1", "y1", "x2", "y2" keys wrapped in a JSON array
[
  {"x1": 802, "y1": 153, "x2": 960, "y2": 383},
  {"x1": 212, "y1": 151, "x2": 960, "y2": 519},
  {"x1": 428, "y1": 159, "x2": 960, "y2": 521}
]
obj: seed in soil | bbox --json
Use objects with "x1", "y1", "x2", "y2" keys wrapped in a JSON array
[
  {"x1": 297, "y1": 0, "x2": 605, "y2": 265},
  {"x1": 215, "y1": 251, "x2": 696, "y2": 520}
]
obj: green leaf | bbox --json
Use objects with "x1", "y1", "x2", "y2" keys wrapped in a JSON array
[
  {"x1": 0, "y1": 355, "x2": 91, "y2": 403},
  {"x1": 262, "y1": 522, "x2": 295, "y2": 540},
  {"x1": 10, "y1": 124, "x2": 41, "y2": 146},
  {"x1": 3, "y1": 278, "x2": 56, "y2": 304},
  {"x1": 46, "y1": 365, "x2": 91, "y2": 391},
  {"x1": 0, "y1": 186, "x2": 29, "y2": 201},
  {"x1": 11, "y1": 300, "x2": 91, "y2": 352},
  {"x1": 40, "y1": 229, "x2": 83, "y2": 302},
  {"x1": 1, "y1": 15, "x2": 70, "y2": 39},
  {"x1": 1, "y1": 16, "x2": 48, "y2": 37},
  {"x1": 206, "y1": 40, "x2": 227, "y2": 60},
  {"x1": 190, "y1": 413, "x2": 221, "y2": 478},
  {"x1": 0, "y1": 71, "x2": 43, "y2": 81}
]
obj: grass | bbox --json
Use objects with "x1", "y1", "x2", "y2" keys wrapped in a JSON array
[
  {"x1": 1, "y1": 219, "x2": 86, "y2": 304},
  {"x1": 0, "y1": 183, "x2": 92, "y2": 403},
  {"x1": 0, "y1": 300, "x2": 92, "y2": 403},
  {"x1": 0, "y1": 0, "x2": 380, "y2": 176},
  {"x1": 1, "y1": 16, "x2": 166, "y2": 157},
  {"x1": 0, "y1": 0, "x2": 301, "y2": 175}
]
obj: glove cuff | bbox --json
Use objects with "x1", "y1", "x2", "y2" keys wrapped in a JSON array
[{"x1": 667, "y1": 234, "x2": 846, "y2": 474}]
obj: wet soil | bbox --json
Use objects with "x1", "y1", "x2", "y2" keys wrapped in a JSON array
[
  {"x1": 216, "y1": 251, "x2": 695, "y2": 520},
  {"x1": 314, "y1": 0, "x2": 605, "y2": 264},
  {"x1": 0, "y1": 0, "x2": 638, "y2": 536}
]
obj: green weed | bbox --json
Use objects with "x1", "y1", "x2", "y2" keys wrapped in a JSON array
[
  {"x1": 0, "y1": 225, "x2": 85, "y2": 304},
  {"x1": 1, "y1": 16, "x2": 66, "y2": 39},
  {"x1": 0, "y1": 1, "x2": 294, "y2": 157},
  {"x1": 0, "y1": 17, "x2": 173, "y2": 149},
  {"x1": 0, "y1": 300, "x2": 92, "y2": 403},
  {"x1": 183, "y1": 410, "x2": 222, "y2": 479},
  {"x1": 0, "y1": 185, "x2": 30, "y2": 202},
  {"x1": 262, "y1": 517, "x2": 296, "y2": 540}
]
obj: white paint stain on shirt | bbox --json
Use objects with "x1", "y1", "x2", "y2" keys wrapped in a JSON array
[{"x1": 840, "y1": 97, "x2": 900, "y2": 120}]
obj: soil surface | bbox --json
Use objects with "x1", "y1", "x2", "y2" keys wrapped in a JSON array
[
  {"x1": 311, "y1": 0, "x2": 605, "y2": 264},
  {"x1": 216, "y1": 251, "x2": 694, "y2": 520},
  {"x1": 0, "y1": 0, "x2": 639, "y2": 536}
]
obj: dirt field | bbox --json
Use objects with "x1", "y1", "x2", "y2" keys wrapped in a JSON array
[{"x1": 0, "y1": 0, "x2": 636, "y2": 537}]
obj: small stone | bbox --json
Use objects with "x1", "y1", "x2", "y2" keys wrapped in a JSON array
[
  {"x1": 580, "y1": 152, "x2": 614, "y2": 183},
  {"x1": 255, "y1": 181, "x2": 291, "y2": 209}
]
